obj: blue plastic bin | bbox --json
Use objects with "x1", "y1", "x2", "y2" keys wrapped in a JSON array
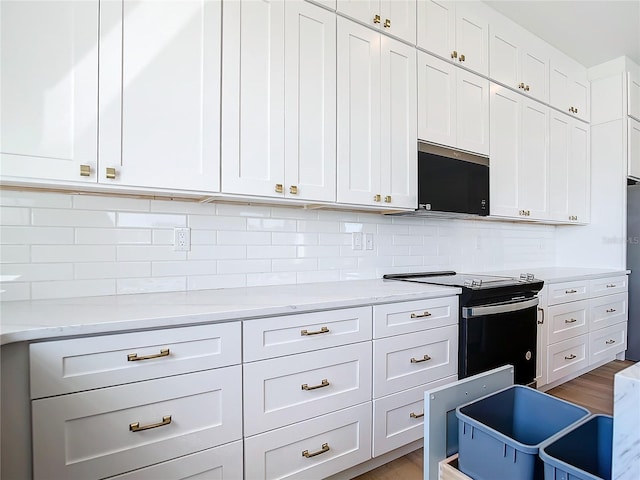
[
  {"x1": 455, "y1": 385, "x2": 590, "y2": 480},
  {"x1": 539, "y1": 414, "x2": 613, "y2": 480}
]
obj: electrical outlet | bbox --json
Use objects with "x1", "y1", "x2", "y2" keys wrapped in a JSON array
[
  {"x1": 174, "y1": 227, "x2": 191, "y2": 251},
  {"x1": 364, "y1": 233, "x2": 374, "y2": 250},
  {"x1": 352, "y1": 232, "x2": 363, "y2": 250}
]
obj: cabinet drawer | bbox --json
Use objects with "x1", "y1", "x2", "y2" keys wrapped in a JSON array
[
  {"x1": 589, "y1": 292, "x2": 628, "y2": 330},
  {"x1": 110, "y1": 440, "x2": 243, "y2": 480},
  {"x1": 589, "y1": 323, "x2": 627, "y2": 365},
  {"x1": 372, "y1": 375, "x2": 456, "y2": 457},
  {"x1": 547, "y1": 280, "x2": 589, "y2": 305},
  {"x1": 547, "y1": 335, "x2": 589, "y2": 384},
  {"x1": 30, "y1": 322, "x2": 241, "y2": 399},
  {"x1": 244, "y1": 403, "x2": 372, "y2": 480},
  {"x1": 243, "y1": 306, "x2": 372, "y2": 361},
  {"x1": 32, "y1": 366, "x2": 242, "y2": 480},
  {"x1": 589, "y1": 275, "x2": 628, "y2": 297},
  {"x1": 373, "y1": 296, "x2": 458, "y2": 338},
  {"x1": 373, "y1": 324, "x2": 457, "y2": 398},
  {"x1": 547, "y1": 300, "x2": 589, "y2": 344},
  {"x1": 243, "y1": 342, "x2": 372, "y2": 436}
]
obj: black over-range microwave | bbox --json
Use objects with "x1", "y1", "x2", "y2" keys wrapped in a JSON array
[{"x1": 416, "y1": 142, "x2": 489, "y2": 217}]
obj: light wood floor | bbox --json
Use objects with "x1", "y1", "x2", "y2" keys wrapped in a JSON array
[{"x1": 352, "y1": 360, "x2": 636, "y2": 480}]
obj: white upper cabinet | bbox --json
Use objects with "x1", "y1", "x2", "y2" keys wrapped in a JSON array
[
  {"x1": 629, "y1": 71, "x2": 640, "y2": 121},
  {"x1": 416, "y1": 1, "x2": 488, "y2": 76},
  {"x1": 550, "y1": 54, "x2": 590, "y2": 122},
  {"x1": 337, "y1": 0, "x2": 416, "y2": 44},
  {"x1": 489, "y1": 21, "x2": 549, "y2": 103},
  {"x1": 337, "y1": 18, "x2": 416, "y2": 209},
  {"x1": 223, "y1": 0, "x2": 336, "y2": 202},
  {"x1": 548, "y1": 111, "x2": 590, "y2": 223},
  {"x1": 490, "y1": 84, "x2": 549, "y2": 220},
  {"x1": 100, "y1": 0, "x2": 221, "y2": 192},
  {"x1": 629, "y1": 118, "x2": 640, "y2": 180},
  {"x1": 417, "y1": 52, "x2": 489, "y2": 155},
  {"x1": 0, "y1": 1, "x2": 99, "y2": 183}
]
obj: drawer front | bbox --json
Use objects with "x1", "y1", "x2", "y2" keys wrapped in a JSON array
[
  {"x1": 30, "y1": 322, "x2": 241, "y2": 399},
  {"x1": 547, "y1": 300, "x2": 589, "y2": 344},
  {"x1": 589, "y1": 323, "x2": 627, "y2": 365},
  {"x1": 373, "y1": 296, "x2": 458, "y2": 338},
  {"x1": 589, "y1": 292, "x2": 628, "y2": 330},
  {"x1": 589, "y1": 275, "x2": 628, "y2": 297},
  {"x1": 372, "y1": 375, "x2": 456, "y2": 457},
  {"x1": 32, "y1": 366, "x2": 242, "y2": 480},
  {"x1": 110, "y1": 440, "x2": 243, "y2": 480},
  {"x1": 373, "y1": 324, "x2": 458, "y2": 398},
  {"x1": 244, "y1": 402, "x2": 372, "y2": 480},
  {"x1": 243, "y1": 342, "x2": 372, "y2": 436},
  {"x1": 547, "y1": 335, "x2": 589, "y2": 384},
  {"x1": 547, "y1": 280, "x2": 589, "y2": 305},
  {"x1": 243, "y1": 306, "x2": 372, "y2": 362}
]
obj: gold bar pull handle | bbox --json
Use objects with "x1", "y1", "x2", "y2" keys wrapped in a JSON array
[
  {"x1": 564, "y1": 318, "x2": 577, "y2": 324},
  {"x1": 302, "y1": 443, "x2": 330, "y2": 458},
  {"x1": 374, "y1": 194, "x2": 381, "y2": 202},
  {"x1": 605, "y1": 339, "x2": 616, "y2": 345},
  {"x1": 459, "y1": 53, "x2": 465, "y2": 62},
  {"x1": 373, "y1": 14, "x2": 381, "y2": 24},
  {"x1": 410, "y1": 354, "x2": 431, "y2": 364},
  {"x1": 451, "y1": 50, "x2": 457, "y2": 59},
  {"x1": 565, "y1": 354, "x2": 577, "y2": 360},
  {"x1": 302, "y1": 379, "x2": 330, "y2": 391},
  {"x1": 289, "y1": 185, "x2": 298, "y2": 195},
  {"x1": 129, "y1": 415, "x2": 172, "y2": 432},
  {"x1": 410, "y1": 412, "x2": 424, "y2": 419},
  {"x1": 275, "y1": 183, "x2": 284, "y2": 193},
  {"x1": 106, "y1": 167, "x2": 117, "y2": 179},
  {"x1": 606, "y1": 308, "x2": 617, "y2": 313},
  {"x1": 565, "y1": 289, "x2": 577, "y2": 294},
  {"x1": 384, "y1": 195, "x2": 392, "y2": 203},
  {"x1": 384, "y1": 18, "x2": 391, "y2": 28},
  {"x1": 606, "y1": 284, "x2": 617, "y2": 288},
  {"x1": 301, "y1": 326, "x2": 329, "y2": 336},
  {"x1": 80, "y1": 164, "x2": 91, "y2": 177},
  {"x1": 127, "y1": 348, "x2": 170, "y2": 362},
  {"x1": 410, "y1": 311, "x2": 432, "y2": 319}
]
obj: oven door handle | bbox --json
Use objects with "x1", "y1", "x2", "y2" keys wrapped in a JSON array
[{"x1": 462, "y1": 297, "x2": 539, "y2": 318}]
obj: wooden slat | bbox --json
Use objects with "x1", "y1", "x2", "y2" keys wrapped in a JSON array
[{"x1": 352, "y1": 360, "x2": 636, "y2": 480}]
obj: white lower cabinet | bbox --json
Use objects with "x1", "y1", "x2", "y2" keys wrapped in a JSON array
[
  {"x1": 32, "y1": 367, "x2": 242, "y2": 480},
  {"x1": 547, "y1": 334, "x2": 589, "y2": 384},
  {"x1": 244, "y1": 403, "x2": 372, "y2": 480},
  {"x1": 110, "y1": 441, "x2": 244, "y2": 480},
  {"x1": 589, "y1": 322, "x2": 627, "y2": 364}
]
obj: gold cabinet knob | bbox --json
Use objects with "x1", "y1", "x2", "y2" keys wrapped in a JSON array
[
  {"x1": 451, "y1": 50, "x2": 457, "y2": 59},
  {"x1": 384, "y1": 18, "x2": 391, "y2": 28},
  {"x1": 459, "y1": 54, "x2": 465, "y2": 62},
  {"x1": 574, "y1": 107, "x2": 578, "y2": 113},
  {"x1": 518, "y1": 82, "x2": 525, "y2": 89},
  {"x1": 275, "y1": 183, "x2": 283, "y2": 193},
  {"x1": 373, "y1": 14, "x2": 381, "y2": 24},
  {"x1": 525, "y1": 85, "x2": 530, "y2": 91},
  {"x1": 374, "y1": 194, "x2": 381, "y2": 202},
  {"x1": 384, "y1": 195, "x2": 392, "y2": 203},
  {"x1": 289, "y1": 185, "x2": 298, "y2": 195},
  {"x1": 80, "y1": 164, "x2": 91, "y2": 177},
  {"x1": 105, "y1": 167, "x2": 116, "y2": 179}
]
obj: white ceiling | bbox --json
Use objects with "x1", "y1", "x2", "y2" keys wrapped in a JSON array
[{"x1": 483, "y1": 0, "x2": 640, "y2": 68}]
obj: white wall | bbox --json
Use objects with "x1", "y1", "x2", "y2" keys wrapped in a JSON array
[{"x1": 0, "y1": 190, "x2": 556, "y2": 301}]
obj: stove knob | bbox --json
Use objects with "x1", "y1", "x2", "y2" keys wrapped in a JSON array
[{"x1": 526, "y1": 273, "x2": 535, "y2": 281}]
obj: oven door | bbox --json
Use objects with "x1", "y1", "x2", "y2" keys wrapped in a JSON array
[{"x1": 460, "y1": 297, "x2": 538, "y2": 385}]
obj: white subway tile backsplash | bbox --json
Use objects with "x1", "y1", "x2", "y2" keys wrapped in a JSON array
[
  {"x1": 0, "y1": 191, "x2": 557, "y2": 301},
  {"x1": 1, "y1": 227, "x2": 74, "y2": 245},
  {"x1": 117, "y1": 212, "x2": 186, "y2": 228},
  {"x1": 76, "y1": 228, "x2": 151, "y2": 245},
  {"x1": 32, "y1": 245, "x2": 116, "y2": 263},
  {"x1": 32, "y1": 209, "x2": 116, "y2": 227}
]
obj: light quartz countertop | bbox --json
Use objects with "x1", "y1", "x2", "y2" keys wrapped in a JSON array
[
  {"x1": 477, "y1": 267, "x2": 630, "y2": 284},
  {"x1": 613, "y1": 361, "x2": 640, "y2": 479},
  {"x1": 0, "y1": 279, "x2": 460, "y2": 345}
]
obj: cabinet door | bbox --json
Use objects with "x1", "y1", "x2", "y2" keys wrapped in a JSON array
[
  {"x1": 519, "y1": 97, "x2": 549, "y2": 220},
  {"x1": 550, "y1": 59, "x2": 571, "y2": 113},
  {"x1": 489, "y1": 24, "x2": 520, "y2": 91},
  {"x1": 629, "y1": 71, "x2": 640, "y2": 121},
  {"x1": 490, "y1": 85, "x2": 521, "y2": 217},
  {"x1": 416, "y1": 0, "x2": 455, "y2": 61},
  {"x1": 570, "y1": 73, "x2": 590, "y2": 122},
  {"x1": 100, "y1": 0, "x2": 221, "y2": 191},
  {"x1": 337, "y1": 0, "x2": 379, "y2": 28},
  {"x1": 380, "y1": 36, "x2": 417, "y2": 209},
  {"x1": 454, "y1": 5, "x2": 488, "y2": 76},
  {"x1": 380, "y1": 0, "x2": 417, "y2": 44},
  {"x1": 567, "y1": 120, "x2": 590, "y2": 223},
  {"x1": 417, "y1": 52, "x2": 456, "y2": 149},
  {"x1": 337, "y1": 18, "x2": 381, "y2": 206},
  {"x1": 550, "y1": 57, "x2": 589, "y2": 122},
  {"x1": 284, "y1": 1, "x2": 336, "y2": 202},
  {"x1": 521, "y1": 46, "x2": 549, "y2": 104},
  {"x1": 222, "y1": 0, "x2": 285, "y2": 197},
  {"x1": 629, "y1": 118, "x2": 640, "y2": 180},
  {"x1": 456, "y1": 69, "x2": 489, "y2": 155},
  {"x1": 548, "y1": 112, "x2": 572, "y2": 222},
  {"x1": 0, "y1": 1, "x2": 98, "y2": 183}
]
